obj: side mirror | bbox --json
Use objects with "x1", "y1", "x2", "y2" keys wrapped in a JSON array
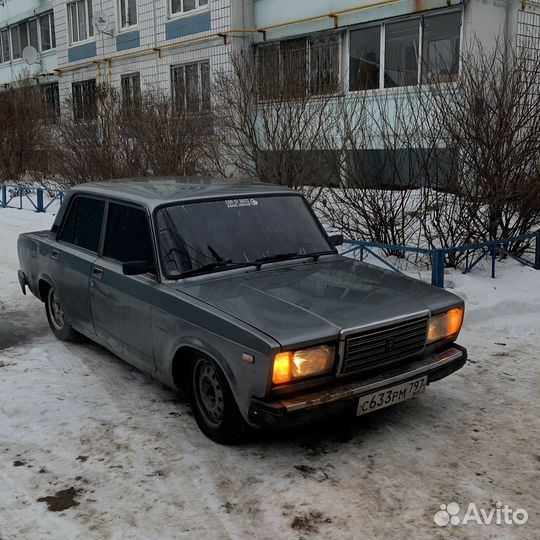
[
  {"x1": 328, "y1": 233, "x2": 344, "y2": 247},
  {"x1": 123, "y1": 260, "x2": 150, "y2": 276}
]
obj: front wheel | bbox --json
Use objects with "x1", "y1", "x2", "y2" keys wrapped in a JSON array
[
  {"x1": 45, "y1": 286, "x2": 79, "y2": 342},
  {"x1": 191, "y1": 356, "x2": 246, "y2": 445}
]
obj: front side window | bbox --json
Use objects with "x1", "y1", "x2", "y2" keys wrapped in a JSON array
[
  {"x1": 384, "y1": 19, "x2": 420, "y2": 88},
  {"x1": 171, "y1": 0, "x2": 208, "y2": 15},
  {"x1": 156, "y1": 195, "x2": 332, "y2": 278},
  {"x1": 59, "y1": 197, "x2": 105, "y2": 253},
  {"x1": 349, "y1": 26, "x2": 380, "y2": 91},
  {"x1": 68, "y1": 0, "x2": 94, "y2": 44},
  {"x1": 118, "y1": 0, "x2": 137, "y2": 29},
  {"x1": 422, "y1": 11, "x2": 461, "y2": 83},
  {"x1": 72, "y1": 79, "x2": 97, "y2": 121},
  {"x1": 171, "y1": 61, "x2": 210, "y2": 111},
  {"x1": 104, "y1": 203, "x2": 154, "y2": 265}
]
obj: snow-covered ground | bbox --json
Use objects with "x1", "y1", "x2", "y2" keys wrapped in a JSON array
[{"x1": 1, "y1": 206, "x2": 539, "y2": 540}]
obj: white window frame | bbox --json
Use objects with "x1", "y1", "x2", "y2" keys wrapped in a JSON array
[
  {"x1": 117, "y1": 0, "x2": 138, "y2": 32},
  {"x1": 169, "y1": 0, "x2": 209, "y2": 20},
  {"x1": 346, "y1": 6, "x2": 463, "y2": 95},
  {"x1": 67, "y1": 0, "x2": 94, "y2": 45},
  {"x1": 27, "y1": 17, "x2": 40, "y2": 52},
  {"x1": 39, "y1": 12, "x2": 56, "y2": 52}
]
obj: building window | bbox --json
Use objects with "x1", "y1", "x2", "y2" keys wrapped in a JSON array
[
  {"x1": 0, "y1": 29, "x2": 9, "y2": 63},
  {"x1": 10, "y1": 26, "x2": 21, "y2": 59},
  {"x1": 72, "y1": 79, "x2": 97, "y2": 122},
  {"x1": 121, "y1": 72, "x2": 141, "y2": 111},
  {"x1": 171, "y1": 61, "x2": 210, "y2": 111},
  {"x1": 118, "y1": 0, "x2": 137, "y2": 30},
  {"x1": 310, "y1": 34, "x2": 340, "y2": 95},
  {"x1": 40, "y1": 12, "x2": 56, "y2": 51},
  {"x1": 170, "y1": 0, "x2": 208, "y2": 15},
  {"x1": 349, "y1": 26, "x2": 380, "y2": 91},
  {"x1": 257, "y1": 33, "x2": 340, "y2": 99},
  {"x1": 40, "y1": 82, "x2": 60, "y2": 121},
  {"x1": 68, "y1": 0, "x2": 94, "y2": 44},
  {"x1": 384, "y1": 19, "x2": 420, "y2": 88},
  {"x1": 28, "y1": 19, "x2": 39, "y2": 50},
  {"x1": 422, "y1": 11, "x2": 461, "y2": 83},
  {"x1": 348, "y1": 9, "x2": 461, "y2": 91}
]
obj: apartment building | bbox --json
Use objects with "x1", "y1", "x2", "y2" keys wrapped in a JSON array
[
  {"x1": 0, "y1": 0, "x2": 58, "y2": 113},
  {"x1": 1, "y1": 1, "x2": 539, "y2": 120}
]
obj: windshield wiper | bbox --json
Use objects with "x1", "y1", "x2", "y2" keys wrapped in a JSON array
[
  {"x1": 254, "y1": 252, "x2": 299, "y2": 264},
  {"x1": 179, "y1": 260, "x2": 255, "y2": 279},
  {"x1": 254, "y1": 250, "x2": 335, "y2": 267}
]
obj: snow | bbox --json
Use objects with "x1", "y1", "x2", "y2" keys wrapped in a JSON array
[{"x1": 1, "y1": 206, "x2": 539, "y2": 540}]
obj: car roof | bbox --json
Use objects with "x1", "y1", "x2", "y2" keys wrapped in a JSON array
[{"x1": 70, "y1": 177, "x2": 296, "y2": 210}]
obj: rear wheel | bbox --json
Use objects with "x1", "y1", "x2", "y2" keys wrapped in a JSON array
[
  {"x1": 45, "y1": 286, "x2": 79, "y2": 341},
  {"x1": 191, "y1": 356, "x2": 246, "y2": 445}
]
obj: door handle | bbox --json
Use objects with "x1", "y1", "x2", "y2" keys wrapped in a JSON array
[
  {"x1": 51, "y1": 249, "x2": 59, "y2": 260},
  {"x1": 92, "y1": 267, "x2": 104, "y2": 280}
]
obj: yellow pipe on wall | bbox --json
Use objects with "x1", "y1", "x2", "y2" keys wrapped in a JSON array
[{"x1": 54, "y1": 0, "x2": 405, "y2": 76}]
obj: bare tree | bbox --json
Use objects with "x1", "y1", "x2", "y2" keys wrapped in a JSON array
[{"x1": 212, "y1": 48, "x2": 340, "y2": 199}]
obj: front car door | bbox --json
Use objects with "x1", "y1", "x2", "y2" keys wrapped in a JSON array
[
  {"x1": 89, "y1": 201, "x2": 157, "y2": 374},
  {"x1": 52, "y1": 195, "x2": 105, "y2": 335}
]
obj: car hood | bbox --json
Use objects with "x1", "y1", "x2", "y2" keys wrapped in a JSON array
[{"x1": 175, "y1": 257, "x2": 462, "y2": 349}]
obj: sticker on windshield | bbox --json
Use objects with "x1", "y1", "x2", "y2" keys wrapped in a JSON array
[{"x1": 224, "y1": 199, "x2": 259, "y2": 208}]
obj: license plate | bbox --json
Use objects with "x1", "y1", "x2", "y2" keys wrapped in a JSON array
[{"x1": 356, "y1": 376, "x2": 427, "y2": 416}]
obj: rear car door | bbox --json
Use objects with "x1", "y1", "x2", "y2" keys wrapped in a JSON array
[
  {"x1": 53, "y1": 196, "x2": 105, "y2": 335},
  {"x1": 89, "y1": 201, "x2": 157, "y2": 373}
]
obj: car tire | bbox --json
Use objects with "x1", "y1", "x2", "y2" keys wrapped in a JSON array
[
  {"x1": 45, "y1": 286, "x2": 79, "y2": 342},
  {"x1": 191, "y1": 356, "x2": 246, "y2": 445}
]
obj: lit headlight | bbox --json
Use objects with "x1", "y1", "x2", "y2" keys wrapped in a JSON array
[
  {"x1": 272, "y1": 345, "x2": 335, "y2": 384},
  {"x1": 427, "y1": 308, "x2": 464, "y2": 344}
]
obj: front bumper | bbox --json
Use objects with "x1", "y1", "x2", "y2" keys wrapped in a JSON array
[{"x1": 248, "y1": 345, "x2": 467, "y2": 428}]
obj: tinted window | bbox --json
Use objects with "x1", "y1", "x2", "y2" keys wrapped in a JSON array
[
  {"x1": 59, "y1": 197, "x2": 105, "y2": 253},
  {"x1": 156, "y1": 195, "x2": 332, "y2": 278},
  {"x1": 104, "y1": 203, "x2": 154, "y2": 265}
]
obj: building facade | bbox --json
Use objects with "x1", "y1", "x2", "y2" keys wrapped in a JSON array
[{"x1": 1, "y1": 0, "x2": 539, "y2": 118}]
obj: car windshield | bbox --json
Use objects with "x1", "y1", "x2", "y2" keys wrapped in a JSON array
[{"x1": 155, "y1": 195, "x2": 332, "y2": 278}]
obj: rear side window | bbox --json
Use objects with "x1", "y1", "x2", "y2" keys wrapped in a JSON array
[
  {"x1": 103, "y1": 203, "x2": 154, "y2": 265},
  {"x1": 59, "y1": 197, "x2": 105, "y2": 253}
]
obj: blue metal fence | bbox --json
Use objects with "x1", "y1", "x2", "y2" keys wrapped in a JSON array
[
  {"x1": 1, "y1": 184, "x2": 65, "y2": 213},
  {"x1": 343, "y1": 231, "x2": 540, "y2": 288}
]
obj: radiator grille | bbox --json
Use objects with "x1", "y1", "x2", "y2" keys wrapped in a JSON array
[{"x1": 340, "y1": 316, "x2": 428, "y2": 375}]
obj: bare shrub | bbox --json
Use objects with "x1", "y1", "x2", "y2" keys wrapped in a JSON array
[
  {"x1": 418, "y1": 39, "x2": 540, "y2": 255},
  {"x1": 0, "y1": 82, "x2": 54, "y2": 184},
  {"x1": 212, "y1": 49, "x2": 340, "y2": 201},
  {"x1": 54, "y1": 84, "x2": 217, "y2": 185}
]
